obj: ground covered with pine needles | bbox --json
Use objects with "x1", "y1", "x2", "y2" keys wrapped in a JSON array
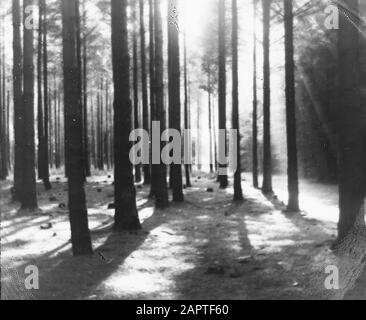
[{"x1": 1, "y1": 173, "x2": 365, "y2": 300}]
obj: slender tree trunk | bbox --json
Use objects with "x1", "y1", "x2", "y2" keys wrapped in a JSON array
[
  {"x1": 168, "y1": 0, "x2": 184, "y2": 202},
  {"x1": 336, "y1": 0, "x2": 366, "y2": 243},
  {"x1": 12, "y1": 0, "x2": 23, "y2": 200},
  {"x1": 37, "y1": 0, "x2": 44, "y2": 181},
  {"x1": 148, "y1": 0, "x2": 157, "y2": 198},
  {"x1": 284, "y1": 0, "x2": 299, "y2": 212},
  {"x1": 42, "y1": 0, "x2": 51, "y2": 190},
  {"x1": 218, "y1": 0, "x2": 228, "y2": 189},
  {"x1": 183, "y1": 30, "x2": 191, "y2": 187},
  {"x1": 139, "y1": 0, "x2": 151, "y2": 185},
  {"x1": 232, "y1": 0, "x2": 243, "y2": 201},
  {"x1": 82, "y1": 0, "x2": 91, "y2": 177},
  {"x1": 153, "y1": 0, "x2": 169, "y2": 208},
  {"x1": 252, "y1": 0, "x2": 259, "y2": 189},
  {"x1": 61, "y1": 0, "x2": 93, "y2": 255},
  {"x1": 0, "y1": 32, "x2": 6, "y2": 181},
  {"x1": 111, "y1": 0, "x2": 141, "y2": 231},
  {"x1": 133, "y1": 3, "x2": 142, "y2": 183},
  {"x1": 21, "y1": 0, "x2": 38, "y2": 210},
  {"x1": 208, "y1": 75, "x2": 213, "y2": 174},
  {"x1": 261, "y1": 0, "x2": 273, "y2": 194}
]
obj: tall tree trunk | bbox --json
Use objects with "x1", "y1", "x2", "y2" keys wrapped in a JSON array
[
  {"x1": 0, "y1": 32, "x2": 6, "y2": 180},
  {"x1": 21, "y1": 0, "x2": 38, "y2": 210},
  {"x1": 153, "y1": 0, "x2": 169, "y2": 208},
  {"x1": 133, "y1": 2, "x2": 142, "y2": 183},
  {"x1": 12, "y1": 0, "x2": 23, "y2": 200},
  {"x1": 232, "y1": 0, "x2": 243, "y2": 201},
  {"x1": 336, "y1": 0, "x2": 366, "y2": 243},
  {"x1": 61, "y1": 0, "x2": 93, "y2": 255},
  {"x1": 139, "y1": 0, "x2": 151, "y2": 185},
  {"x1": 37, "y1": 0, "x2": 44, "y2": 181},
  {"x1": 111, "y1": 0, "x2": 141, "y2": 231},
  {"x1": 208, "y1": 74, "x2": 213, "y2": 174},
  {"x1": 261, "y1": 0, "x2": 273, "y2": 194},
  {"x1": 183, "y1": 30, "x2": 191, "y2": 187},
  {"x1": 168, "y1": 0, "x2": 184, "y2": 202},
  {"x1": 82, "y1": 0, "x2": 91, "y2": 177},
  {"x1": 252, "y1": 0, "x2": 259, "y2": 189},
  {"x1": 42, "y1": 0, "x2": 51, "y2": 190},
  {"x1": 284, "y1": 0, "x2": 299, "y2": 212},
  {"x1": 218, "y1": 0, "x2": 228, "y2": 189}
]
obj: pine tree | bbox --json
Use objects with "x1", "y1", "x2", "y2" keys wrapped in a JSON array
[
  {"x1": 168, "y1": 0, "x2": 184, "y2": 202},
  {"x1": 21, "y1": 0, "x2": 38, "y2": 210},
  {"x1": 232, "y1": 0, "x2": 243, "y2": 201},
  {"x1": 284, "y1": 0, "x2": 299, "y2": 212},
  {"x1": 61, "y1": 0, "x2": 93, "y2": 255},
  {"x1": 261, "y1": 0, "x2": 273, "y2": 194},
  {"x1": 111, "y1": 0, "x2": 142, "y2": 230}
]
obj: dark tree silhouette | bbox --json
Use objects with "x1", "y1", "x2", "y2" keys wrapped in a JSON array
[
  {"x1": 132, "y1": 1, "x2": 142, "y2": 183},
  {"x1": 41, "y1": 0, "x2": 51, "y2": 190},
  {"x1": 261, "y1": 0, "x2": 273, "y2": 194},
  {"x1": 168, "y1": 0, "x2": 184, "y2": 202},
  {"x1": 183, "y1": 30, "x2": 191, "y2": 187},
  {"x1": 139, "y1": 0, "x2": 151, "y2": 185},
  {"x1": 336, "y1": 0, "x2": 366, "y2": 244},
  {"x1": 252, "y1": 0, "x2": 259, "y2": 189},
  {"x1": 153, "y1": 0, "x2": 169, "y2": 208},
  {"x1": 12, "y1": 0, "x2": 23, "y2": 200},
  {"x1": 232, "y1": 0, "x2": 243, "y2": 201},
  {"x1": 111, "y1": 0, "x2": 142, "y2": 230},
  {"x1": 218, "y1": 0, "x2": 228, "y2": 189},
  {"x1": 21, "y1": 0, "x2": 38, "y2": 210},
  {"x1": 284, "y1": 0, "x2": 299, "y2": 212},
  {"x1": 61, "y1": 0, "x2": 93, "y2": 255}
]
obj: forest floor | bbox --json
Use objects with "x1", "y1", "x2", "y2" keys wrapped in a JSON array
[{"x1": 1, "y1": 172, "x2": 365, "y2": 300}]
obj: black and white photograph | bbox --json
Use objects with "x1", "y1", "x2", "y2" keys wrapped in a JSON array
[{"x1": 0, "y1": 0, "x2": 365, "y2": 303}]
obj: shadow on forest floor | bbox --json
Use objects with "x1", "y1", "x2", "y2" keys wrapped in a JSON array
[{"x1": 1, "y1": 174, "x2": 365, "y2": 299}]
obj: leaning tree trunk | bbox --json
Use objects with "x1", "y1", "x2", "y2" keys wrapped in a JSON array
[
  {"x1": 153, "y1": 0, "x2": 169, "y2": 208},
  {"x1": 12, "y1": 0, "x2": 23, "y2": 200},
  {"x1": 232, "y1": 0, "x2": 243, "y2": 201},
  {"x1": 168, "y1": 0, "x2": 184, "y2": 202},
  {"x1": 218, "y1": 0, "x2": 228, "y2": 189},
  {"x1": 140, "y1": 0, "x2": 151, "y2": 185},
  {"x1": 284, "y1": 0, "x2": 299, "y2": 212},
  {"x1": 61, "y1": 0, "x2": 93, "y2": 255},
  {"x1": 111, "y1": 0, "x2": 142, "y2": 231},
  {"x1": 42, "y1": 0, "x2": 51, "y2": 190},
  {"x1": 336, "y1": 0, "x2": 366, "y2": 243},
  {"x1": 21, "y1": 0, "x2": 38, "y2": 210},
  {"x1": 261, "y1": 0, "x2": 273, "y2": 194},
  {"x1": 252, "y1": 0, "x2": 259, "y2": 189}
]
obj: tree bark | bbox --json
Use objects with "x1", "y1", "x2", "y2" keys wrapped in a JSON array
[
  {"x1": 252, "y1": 0, "x2": 259, "y2": 189},
  {"x1": 232, "y1": 0, "x2": 243, "y2": 201},
  {"x1": 218, "y1": 0, "x2": 228, "y2": 189},
  {"x1": 168, "y1": 0, "x2": 184, "y2": 202},
  {"x1": 336, "y1": 0, "x2": 366, "y2": 243},
  {"x1": 183, "y1": 30, "x2": 191, "y2": 187},
  {"x1": 284, "y1": 0, "x2": 299, "y2": 212},
  {"x1": 41, "y1": 0, "x2": 51, "y2": 190},
  {"x1": 111, "y1": 0, "x2": 142, "y2": 231},
  {"x1": 153, "y1": 0, "x2": 169, "y2": 208},
  {"x1": 21, "y1": 0, "x2": 38, "y2": 210},
  {"x1": 61, "y1": 0, "x2": 93, "y2": 255},
  {"x1": 12, "y1": 0, "x2": 23, "y2": 200},
  {"x1": 140, "y1": 0, "x2": 151, "y2": 185},
  {"x1": 261, "y1": 0, "x2": 273, "y2": 194},
  {"x1": 133, "y1": 2, "x2": 142, "y2": 183}
]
